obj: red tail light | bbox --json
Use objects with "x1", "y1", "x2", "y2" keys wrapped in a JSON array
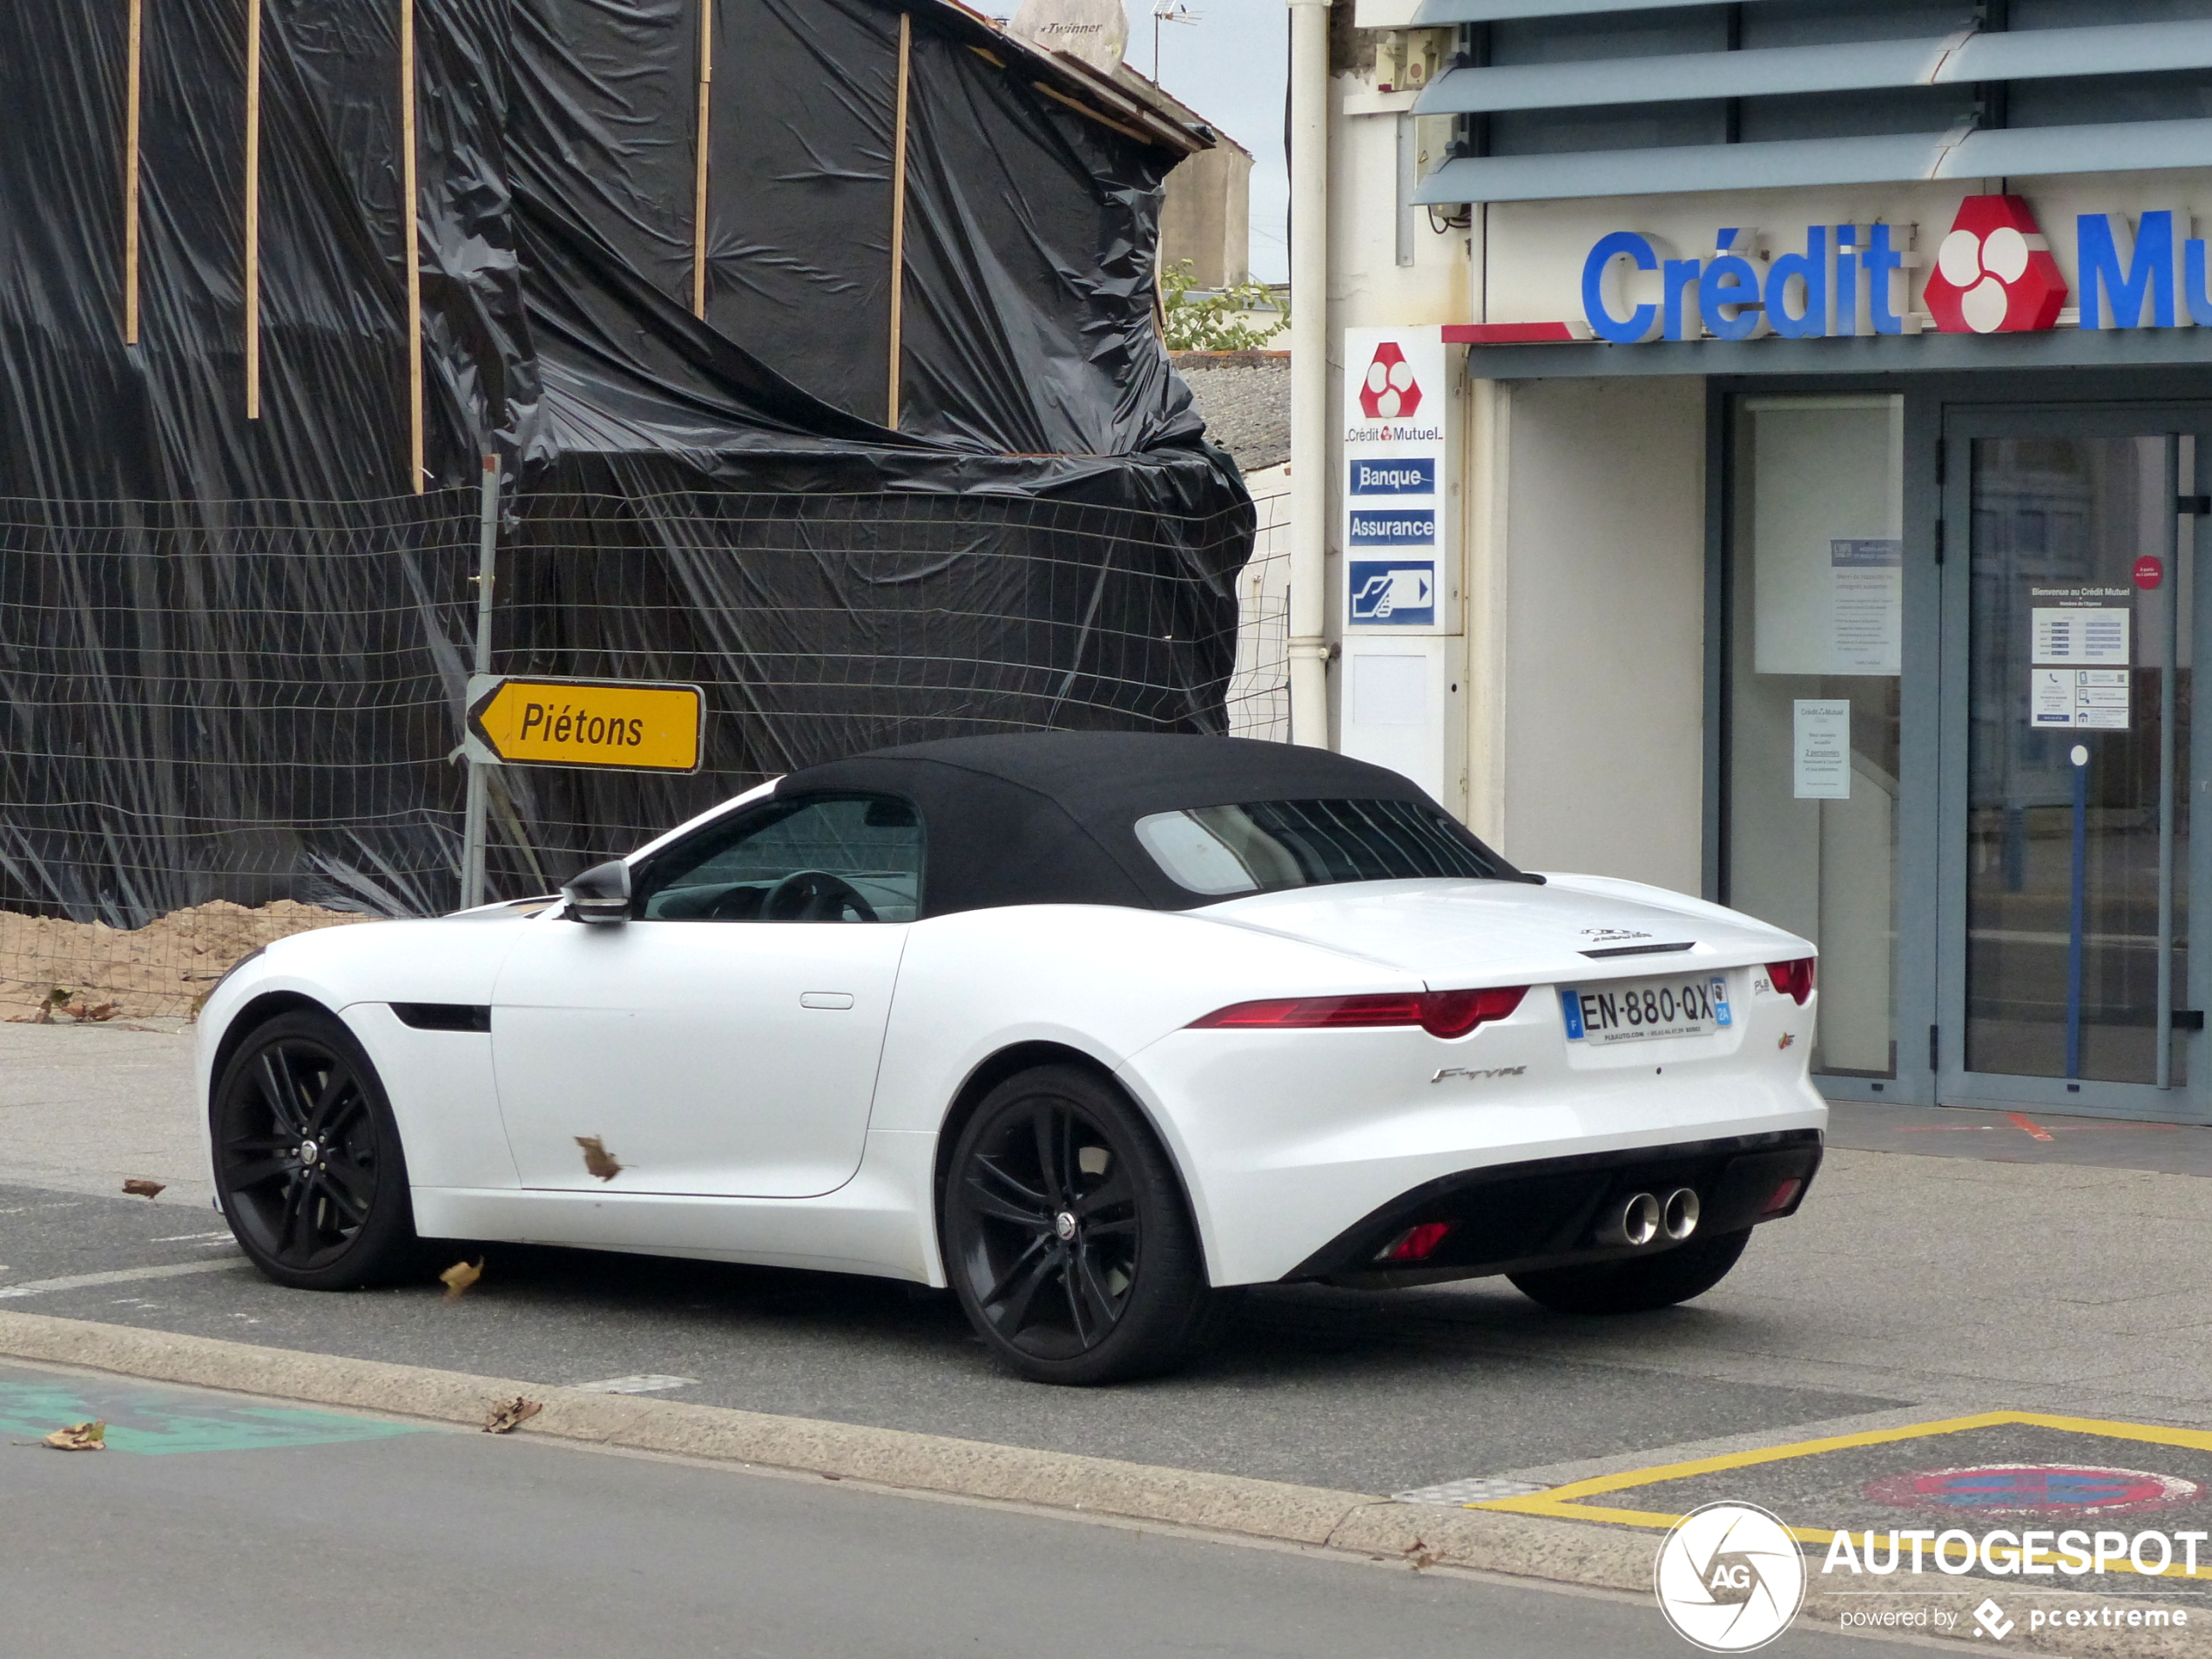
[
  {"x1": 1378, "y1": 1221, "x2": 1453, "y2": 1263},
  {"x1": 1190, "y1": 986, "x2": 1527, "y2": 1039},
  {"x1": 1767, "y1": 959, "x2": 1816, "y2": 1005}
]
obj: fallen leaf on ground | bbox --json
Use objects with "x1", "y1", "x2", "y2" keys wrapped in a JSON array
[
  {"x1": 44, "y1": 1421, "x2": 106, "y2": 1451},
  {"x1": 440, "y1": 1258, "x2": 484, "y2": 1298},
  {"x1": 121, "y1": 1178, "x2": 165, "y2": 1199},
  {"x1": 68, "y1": 1001, "x2": 118, "y2": 1022},
  {"x1": 482, "y1": 1397, "x2": 543, "y2": 1434},
  {"x1": 1404, "y1": 1538, "x2": 1436, "y2": 1571},
  {"x1": 575, "y1": 1135, "x2": 623, "y2": 1182}
]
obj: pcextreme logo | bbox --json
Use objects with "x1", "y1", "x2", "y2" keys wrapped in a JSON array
[
  {"x1": 1654, "y1": 1503, "x2": 1808, "y2": 1653},
  {"x1": 1357, "y1": 341, "x2": 1423, "y2": 419}
]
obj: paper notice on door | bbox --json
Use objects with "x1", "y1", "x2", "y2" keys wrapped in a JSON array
[
  {"x1": 1829, "y1": 540, "x2": 1901, "y2": 673},
  {"x1": 2030, "y1": 668, "x2": 2131, "y2": 729},
  {"x1": 2031, "y1": 599, "x2": 2131, "y2": 666},
  {"x1": 1793, "y1": 699, "x2": 1851, "y2": 799}
]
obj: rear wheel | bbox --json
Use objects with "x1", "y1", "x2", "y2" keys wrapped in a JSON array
[
  {"x1": 1507, "y1": 1227, "x2": 1750, "y2": 1316},
  {"x1": 941, "y1": 1065, "x2": 1219, "y2": 1385},
  {"x1": 212, "y1": 1010, "x2": 425, "y2": 1291}
]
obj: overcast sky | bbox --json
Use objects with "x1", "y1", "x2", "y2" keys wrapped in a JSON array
[{"x1": 1140, "y1": 0, "x2": 1290, "y2": 284}]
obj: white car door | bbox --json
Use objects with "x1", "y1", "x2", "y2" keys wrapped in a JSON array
[{"x1": 489, "y1": 792, "x2": 921, "y2": 1197}]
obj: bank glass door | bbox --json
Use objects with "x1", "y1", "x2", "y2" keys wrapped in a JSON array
[{"x1": 1940, "y1": 418, "x2": 2203, "y2": 1116}]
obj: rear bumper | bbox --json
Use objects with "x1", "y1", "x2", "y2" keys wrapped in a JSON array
[{"x1": 1280, "y1": 1129, "x2": 1822, "y2": 1286}]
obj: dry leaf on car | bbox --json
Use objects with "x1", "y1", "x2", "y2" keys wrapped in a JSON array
[
  {"x1": 482, "y1": 1397, "x2": 543, "y2": 1434},
  {"x1": 575, "y1": 1136, "x2": 623, "y2": 1182},
  {"x1": 44, "y1": 1420, "x2": 107, "y2": 1451},
  {"x1": 440, "y1": 1258, "x2": 483, "y2": 1298},
  {"x1": 121, "y1": 1178, "x2": 165, "y2": 1199}
]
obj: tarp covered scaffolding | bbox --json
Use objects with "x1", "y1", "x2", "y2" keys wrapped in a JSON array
[{"x1": 0, "y1": 0, "x2": 1254, "y2": 930}]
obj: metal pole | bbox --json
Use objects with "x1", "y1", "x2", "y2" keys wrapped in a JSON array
[
  {"x1": 2158, "y1": 435, "x2": 2181, "y2": 1088},
  {"x1": 2067, "y1": 742, "x2": 2088, "y2": 1081},
  {"x1": 460, "y1": 455, "x2": 500, "y2": 909},
  {"x1": 1285, "y1": 0, "x2": 1332, "y2": 747}
]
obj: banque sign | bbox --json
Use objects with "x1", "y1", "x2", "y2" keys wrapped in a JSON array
[{"x1": 1581, "y1": 195, "x2": 2212, "y2": 343}]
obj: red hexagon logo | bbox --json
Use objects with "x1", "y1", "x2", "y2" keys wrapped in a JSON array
[
  {"x1": 1923, "y1": 195, "x2": 2068, "y2": 334},
  {"x1": 1359, "y1": 342, "x2": 1422, "y2": 419}
]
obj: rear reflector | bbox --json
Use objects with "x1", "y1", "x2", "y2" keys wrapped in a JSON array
[
  {"x1": 1760, "y1": 1177, "x2": 1804, "y2": 1216},
  {"x1": 1378, "y1": 1221, "x2": 1453, "y2": 1263},
  {"x1": 1190, "y1": 985, "x2": 1527, "y2": 1039},
  {"x1": 1766, "y1": 958, "x2": 1817, "y2": 1005}
]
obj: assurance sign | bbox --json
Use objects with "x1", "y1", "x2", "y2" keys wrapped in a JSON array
[{"x1": 464, "y1": 674, "x2": 703, "y2": 773}]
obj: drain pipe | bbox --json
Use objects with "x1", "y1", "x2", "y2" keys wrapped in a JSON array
[{"x1": 1286, "y1": 0, "x2": 1332, "y2": 747}]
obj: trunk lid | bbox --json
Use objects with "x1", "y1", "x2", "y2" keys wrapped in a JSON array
[{"x1": 1190, "y1": 874, "x2": 1803, "y2": 986}]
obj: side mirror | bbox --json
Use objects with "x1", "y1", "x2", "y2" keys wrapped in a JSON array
[{"x1": 562, "y1": 859, "x2": 632, "y2": 926}]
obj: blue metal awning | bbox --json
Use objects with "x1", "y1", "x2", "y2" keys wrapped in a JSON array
[
  {"x1": 1413, "y1": 22, "x2": 2212, "y2": 116},
  {"x1": 1415, "y1": 118, "x2": 2212, "y2": 205}
]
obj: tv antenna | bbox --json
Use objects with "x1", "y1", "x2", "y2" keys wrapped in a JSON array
[{"x1": 1150, "y1": 0, "x2": 1200, "y2": 80}]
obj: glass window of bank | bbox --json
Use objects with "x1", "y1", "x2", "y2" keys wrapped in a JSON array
[{"x1": 1727, "y1": 395, "x2": 1904, "y2": 1081}]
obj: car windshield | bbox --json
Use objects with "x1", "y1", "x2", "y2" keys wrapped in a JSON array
[{"x1": 1133, "y1": 799, "x2": 1514, "y2": 897}]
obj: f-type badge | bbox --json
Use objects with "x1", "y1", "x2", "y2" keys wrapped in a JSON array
[{"x1": 1433, "y1": 1065, "x2": 1527, "y2": 1082}]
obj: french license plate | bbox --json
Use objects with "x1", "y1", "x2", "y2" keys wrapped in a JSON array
[{"x1": 1561, "y1": 974, "x2": 1732, "y2": 1045}]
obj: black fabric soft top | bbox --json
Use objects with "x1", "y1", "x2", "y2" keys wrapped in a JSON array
[{"x1": 769, "y1": 732, "x2": 1525, "y2": 917}]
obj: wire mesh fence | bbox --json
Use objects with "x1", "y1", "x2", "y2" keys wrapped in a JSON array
[{"x1": 0, "y1": 484, "x2": 1281, "y2": 1019}]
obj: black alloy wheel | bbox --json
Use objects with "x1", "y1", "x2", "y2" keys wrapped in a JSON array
[
  {"x1": 942, "y1": 1065, "x2": 1221, "y2": 1386},
  {"x1": 212, "y1": 1010, "x2": 425, "y2": 1291},
  {"x1": 1507, "y1": 1225, "x2": 1752, "y2": 1316}
]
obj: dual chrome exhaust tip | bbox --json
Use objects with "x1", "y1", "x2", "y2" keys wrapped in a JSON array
[{"x1": 1596, "y1": 1186, "x2": 1700, "y2": 1249}]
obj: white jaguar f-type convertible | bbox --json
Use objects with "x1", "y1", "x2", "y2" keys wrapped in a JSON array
[{"x1": 199, "y1": 732, "x2": 1824, "y2": 1383}]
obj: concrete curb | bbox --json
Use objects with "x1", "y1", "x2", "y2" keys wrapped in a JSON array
[{"x1": 0, "y1": 1311, "x2": 2201, "y2": 1656}]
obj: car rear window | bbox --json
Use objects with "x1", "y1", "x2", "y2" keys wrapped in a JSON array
[{"x1": 1133, "y1": 799, "x2": 1513, "y2": 897}]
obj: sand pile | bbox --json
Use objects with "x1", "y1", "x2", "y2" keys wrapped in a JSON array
[{"x1": 0, "y1": 900, "x2": 374, "y2": 1019}]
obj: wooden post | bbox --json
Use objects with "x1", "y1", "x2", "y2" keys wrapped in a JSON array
[
  {"x1": 887, "y1": 13, "x2": 910, "y2": 429},
  {"x1": 124, "y1": 0, "x2": 142, "y2": 345},
  {"x1": 243, "y1": 0, "x2": 260, "y2": 419},
  {"x1": 401, "y1": 0, "x2": 423, "y2": 491},
  {"x1": 691, "y1": 0, "x2": 711, "y2": 319}
]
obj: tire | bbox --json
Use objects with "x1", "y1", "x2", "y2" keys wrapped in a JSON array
[
  {"x1": 211, "y1": 1009, "x2": 427, "y2": 1291},
  {"x1": 941, "y1": 1064, "x2": 1221, "y2": 1386},
  {"x1": 1507, "y1": 1226, "x2": 1751, "y2": 1316}
]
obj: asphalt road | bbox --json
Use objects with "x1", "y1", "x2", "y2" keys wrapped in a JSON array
[
  {"x1": 14, "y1": 1022, "x2": 2212, "y2": 1505},
  {"x1": 0, "y1": 1360, "x2": 1932, "y2": 1659},
  {"x1": 0, "y1": 1178, "x2": 1901, "y2": 1497}
]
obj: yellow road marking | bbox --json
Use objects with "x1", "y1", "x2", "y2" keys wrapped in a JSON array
[{"x1": 1472, "y1": 1410, "x2": 2212, "y2": 1578}]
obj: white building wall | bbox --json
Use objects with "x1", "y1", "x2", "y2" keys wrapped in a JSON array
[
  {"x1": 1489, "y1": 375, "x2": 1707, "y2": 891},
  {"x1": 1227, "y1": 462, "x2": 1292, "y2": 742}
]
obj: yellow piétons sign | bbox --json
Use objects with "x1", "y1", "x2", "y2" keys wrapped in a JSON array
[{"x1": 464, "y1": 675, "x2": 703, "y2": 773}]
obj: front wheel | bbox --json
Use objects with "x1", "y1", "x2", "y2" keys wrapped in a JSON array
[
  {"x1": 212, "y1": 1009, "x2": 426, "y2": 1291},
  {"x1": 941, "y1": 1065, "x2": 1220, "y2": 1385},
  {"x1": 1507, "y1": 1226, "x2": 1751, "y2": 1316}
]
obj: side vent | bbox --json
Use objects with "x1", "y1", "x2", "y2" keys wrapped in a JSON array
[{"x1": 391, "y1": 1002, "x2": 491, "y2": 1033}]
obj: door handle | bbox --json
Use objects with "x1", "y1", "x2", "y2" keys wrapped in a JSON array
[{"x1": 799, "y1": 992, "x2": 855, "y2": 1010}]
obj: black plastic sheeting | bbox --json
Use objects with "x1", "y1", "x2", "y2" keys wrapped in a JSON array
[{"x1": 0, "y1": 0, "x2": 1253, "y2": 925}]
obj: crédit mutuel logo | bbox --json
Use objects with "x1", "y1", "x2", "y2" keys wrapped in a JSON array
[
  {"x1": 1581, "y1": 194, "x2": 2212, "y2": 344},
  {"x1": 1654, "y1": 1503, "x2": 1808, "y2": 1653},
  {"x1": 1356, "y1": 341, "x2": 1422, "y2": 420}
]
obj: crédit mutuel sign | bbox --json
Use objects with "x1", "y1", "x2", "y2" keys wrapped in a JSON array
[{"x1": 1575, "y1": 196, "x2": 2212, "y2": 342}]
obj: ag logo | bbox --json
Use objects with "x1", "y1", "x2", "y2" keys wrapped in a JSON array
[
  {"x1": 1653, "y1": 1502, "x2": 1806, "y2": 1653},
  {"x1": 1358, "y1": 342, "x2": 1422, "y2": 419},
  {"x1": 1924, "y1": 194, "x2": 2068, "y2": 334}
]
